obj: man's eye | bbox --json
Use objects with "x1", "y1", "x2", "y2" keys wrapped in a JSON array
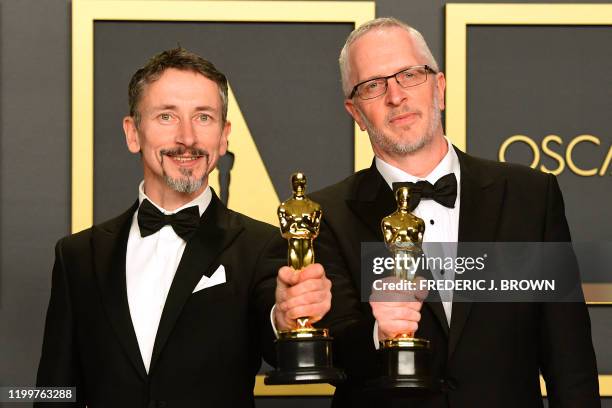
[
  {"x1": 198, "y1": 114, "x2": 210, "y2": 122},
  {"x1": 365, "y1": 81, "x2": 380, "y2": 90},
  {"x1": 160, "y1": 113, "x2": 171, "y2": 121}
]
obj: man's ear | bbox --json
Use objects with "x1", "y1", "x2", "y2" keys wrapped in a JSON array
[
  {"x1": 344, "y1": 99, "x2": 367, "y2": 131},
  {"x1": 436, "y1": 72, "x2": 446, "y2": 111},
  {"x1": 219, "y1": 120, "x2": 231, "y2": 156},
  {"x1": 123, "y1": 116, "x2": 141, "y2": 153}
]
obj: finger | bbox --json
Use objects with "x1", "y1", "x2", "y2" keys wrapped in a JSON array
[
  {"x1": 305, "y1": 314, "x2": 324, "y2": 324},
  {"x1": 379, "y1": 321, "x2": 418, "y2": 340},
  {"x1": 277, "y1": 266, "x2": 300, "y2": 286},
  {"x1": 370, "y1": 286, "x2": 427, "y2": 303},
  {"x1": 370, "y1": 291, "x2": 417, "y2": 302},
  {"x1": 414, "y1": 289, "x2": 428, "y2": 302},
  {"x1": 277, "y1": 290, "x2": 328, "y2": 312},
  {"x1": 404, "y1": 300, "x2": 423, "y2": 312},
  {"x1": 371, "y1": 302, "x2": 419, "y2": 318},
  {"x1": 413, "y1": 277, "x2": 429, "y2": 301},
  {"x1": 284, "y1": 303, "x2": 331, "y2": 321},
  {"x1": 273, "y1": 307, "x2": 294, "y2": 331},
  {"x1": 380, "y1": 307, "x2": 421, "y2": 323},
  {"x1": 297, "y1": 263, "x2": 325, "y2": 282},
  {"x1": 286, "y1": 278, "x2": 327, "y2": 298},
  {"x1": 376, "y1": 300, "x2": 423, "y2": 313},
  {"x1": 370, "y1": 302, "x2": 423, "y2": 323},
  {"x1": 379, "y1": 320, "x2": 419, "y2": 338}
]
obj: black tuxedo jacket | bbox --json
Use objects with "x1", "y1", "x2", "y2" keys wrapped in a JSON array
[
  {"x1": 36, "y1": 193, "x2": 284, "y2": 408},
  {"x1": 311, "y1": 149, "x2": 600, "y2": 408}
]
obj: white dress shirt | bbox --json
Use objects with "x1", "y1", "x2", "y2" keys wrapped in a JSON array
[
  {"x1": 373, "y1": 137, "x2": 461, "y2": 345},
  {"x1": 126, "y1": 182, "x2": 211, "y2": 372}
]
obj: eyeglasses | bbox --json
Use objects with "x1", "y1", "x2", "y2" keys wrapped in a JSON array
[{"x1": 349, "y1": 65, "x2": 437, "y2": 100}]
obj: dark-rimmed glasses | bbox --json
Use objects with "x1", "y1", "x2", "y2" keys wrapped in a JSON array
[{"x1": 349, "y1": 65, "x2": 437, "y2": 100}]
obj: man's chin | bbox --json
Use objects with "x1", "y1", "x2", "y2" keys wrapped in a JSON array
[
  {"x1": 164, "y1": 175, "x2": 207, "y2": 194},
  {"x1": 371, "y1": 132, "x2": 430, "y2": 156}
]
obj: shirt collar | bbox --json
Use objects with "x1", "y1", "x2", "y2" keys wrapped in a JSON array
[
  {"x1": 137, "y1": 181, "x2": 212, "y2": 217},
  {"x1": 375, "y1": 136, "x2": 461, "y2": 189}
]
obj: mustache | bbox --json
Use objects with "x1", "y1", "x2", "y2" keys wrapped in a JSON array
[{"x1": 159, "y1": 147, "x2": 208, "y2": 158}]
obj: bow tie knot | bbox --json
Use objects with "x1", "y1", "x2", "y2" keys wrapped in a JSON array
[
  {"x1": 162, "y1": 214, "x2": 175, "y2": 223},
  {"x1": 393, "y1": 173, "x2": 457, "y2": 212},
  {"x1": 137, "y1": 199, "x2": 200, "y2": 241}
]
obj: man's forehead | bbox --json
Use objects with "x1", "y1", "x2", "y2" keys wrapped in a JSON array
[
  {"x1": 141, "y1": 69, "x2": 221, "y2": 107},
  {"x1": 149, "y1": 68, "x2": 218, "y2": 90},
  {"x1": 349, "y1": 27, "x2": 420, "y2": 80}
]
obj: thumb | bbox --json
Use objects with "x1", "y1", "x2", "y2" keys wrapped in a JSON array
[
  {"x1": 297, "y1": 263, "x2": 325, "y2": 282},
  {"x1": 277, "y1": 266, "x2": 300, "y2": 288}
]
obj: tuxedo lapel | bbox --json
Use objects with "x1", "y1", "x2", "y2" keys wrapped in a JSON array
[
  {"x1": 448, "y1": 148, "x2": 507, "y2": 360},
  {"x1": 346, "y1": 163, "x2": 396, "y2": 242},
  {"x1": 456, "y1": 148, "x2": 506, "y2": 243},
  {"x1": 149, "y1": 193, "x2": 244, "y2": 373},
  {"x1": 347, "y1": 163, "x2": 449, "y2": 337},
  {"x1": 92, "y1": 201, "x2": 148, "y2": 380}
]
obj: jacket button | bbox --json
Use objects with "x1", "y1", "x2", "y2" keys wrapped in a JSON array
[{"x1": 157, "y1": 401, "x2": 167, "y2": 408}]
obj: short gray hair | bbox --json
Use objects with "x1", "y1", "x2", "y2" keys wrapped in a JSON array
[{"x1": 339, "y1": 17, "x2": 439, "y2": 97}]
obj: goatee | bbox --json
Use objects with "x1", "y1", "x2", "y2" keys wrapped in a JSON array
[{"x1": 159, "y1": 147, "x2": 209, "y2": 194}]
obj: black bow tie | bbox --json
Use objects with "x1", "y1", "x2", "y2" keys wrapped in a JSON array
[
  {"x1": 137, "y1": 199, "x2": 200, "y2": 241},
  {"x1": 393, "y1": 173, "x2": 457, "y2": 212}
]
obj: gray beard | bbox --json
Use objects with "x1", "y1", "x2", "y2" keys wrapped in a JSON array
[
  {"x1": 159, "y1": 149, "x2": 208, "y2": 194},
  {"x1": 359, "y1": 90, "x2": 441, "y2": 156},
  {"x1": 163, "y1": 172, "x2": 205, "y2": 194}
]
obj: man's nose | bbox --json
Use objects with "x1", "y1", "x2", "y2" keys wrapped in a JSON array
[
  {"x1": 385, "y1": 78, "x2": 408, "y2": 106},
  {"x1": 176, "y1": 120, "x2": 196, "y2": 146}
]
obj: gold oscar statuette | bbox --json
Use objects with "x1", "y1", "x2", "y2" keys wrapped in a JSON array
[
  {"x1": 371, "y1": 186, "x2": 434, "y2": 391},
  {"x1": 277, "y1": 172, "x2": 324, "y2": 334},
  {"x1": 265, "y1": 172, "x2": 345, "y2": 385}
]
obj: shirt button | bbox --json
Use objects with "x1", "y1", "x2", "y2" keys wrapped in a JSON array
[{"x1": 430, "y1": 219, "x2": 435, "y2": 225}]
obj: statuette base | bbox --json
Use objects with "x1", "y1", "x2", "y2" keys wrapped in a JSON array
[
  {"x1": 265, "y1": 331, "x2": 346, "y2": 385},
  {"x1": 367, "y1": 337, "x2": 435, "y2": 393}
]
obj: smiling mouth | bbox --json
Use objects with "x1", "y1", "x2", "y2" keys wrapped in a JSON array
[
  {"x1": 160, "y1": 148, "x2": 209, "y2": 171},
  {"x1": 167, "y1": 155, "x2": 205, "y2": 162}
]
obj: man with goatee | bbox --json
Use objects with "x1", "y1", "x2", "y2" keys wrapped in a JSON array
[{"x1": 36, "y1": 48, "x2": 331, "y2": 408}]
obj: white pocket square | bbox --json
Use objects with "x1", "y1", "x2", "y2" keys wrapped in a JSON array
[{"x1": 192, "y1": 265, "x2": 226, "y2": 293}]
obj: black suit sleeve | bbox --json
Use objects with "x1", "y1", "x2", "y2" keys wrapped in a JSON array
[
  {"x1": 251, "y1": 230, "x2": 286, "y2": 367},
  {"x1": 538, "y1": 174, "x2": 600, "y2": 407},
  {"x1": 35, "y1": 239, "x2": 84, "y2": 407}
]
